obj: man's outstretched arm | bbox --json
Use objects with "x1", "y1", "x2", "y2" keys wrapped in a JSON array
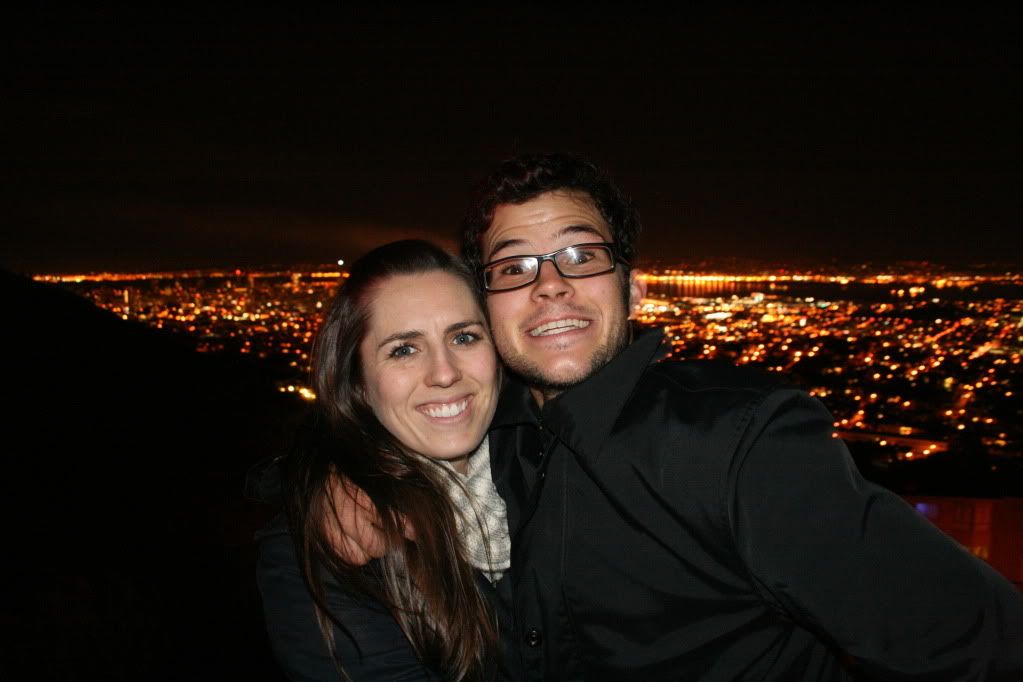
[{"x1": 731, "y1": 389, "x2": 1023, "y2": 681}]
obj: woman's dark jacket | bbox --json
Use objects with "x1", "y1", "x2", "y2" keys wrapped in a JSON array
[{"x1": 257, "y1": 514, "x2": 517, "y2": 681}]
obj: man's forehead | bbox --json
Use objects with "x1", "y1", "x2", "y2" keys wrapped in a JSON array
[{"x1": 484, "y1": 190, "x2": 610, "y2": 257}]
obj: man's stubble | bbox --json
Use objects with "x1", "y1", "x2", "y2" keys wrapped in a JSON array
[{"x1": 492, "y1": 276, "x2": 633, "y2": 402}]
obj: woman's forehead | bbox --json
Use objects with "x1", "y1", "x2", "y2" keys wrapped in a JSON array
[{"x1": 365, "y1": 271, "x2": 482, "y2": 332}]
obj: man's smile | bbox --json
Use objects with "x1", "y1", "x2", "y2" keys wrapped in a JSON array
[{"x1": 529, "y1": 318, "x2": 592, "y2": 337}]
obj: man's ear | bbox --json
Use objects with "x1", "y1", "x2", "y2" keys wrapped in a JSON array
[{"x1": 628, "y1": 269, "x2": 647, "y2": 319}]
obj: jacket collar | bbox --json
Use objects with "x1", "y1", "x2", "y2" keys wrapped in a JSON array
[{"x1": 491, "y1": 328, "x2": 667, "y2": 458}]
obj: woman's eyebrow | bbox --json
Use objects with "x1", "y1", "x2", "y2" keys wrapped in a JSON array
[
  {"x1": 376, "y1": 329, "x2": 422, "y2": 350},
  {"x1": 445, "y1": 319, "x2": 484, "y2": 334},
  {"x1": 376, "y1": 320, "x2": 484, "y2": 350}
]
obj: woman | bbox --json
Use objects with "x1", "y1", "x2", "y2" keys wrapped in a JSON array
[{"x1": 257, "y1": 240, "x2": 512, "y2": 681}]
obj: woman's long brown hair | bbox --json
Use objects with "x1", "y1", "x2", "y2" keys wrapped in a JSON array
[{"x1": 284, "y1": 240, "x2": 498, "y2": 681}]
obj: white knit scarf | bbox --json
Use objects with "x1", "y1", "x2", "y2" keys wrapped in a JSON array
[{"x1": 433, "y1": 436, "x2": 511, "y2": 583}]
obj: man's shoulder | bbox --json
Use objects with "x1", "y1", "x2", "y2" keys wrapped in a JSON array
[
  {"x1": 644, "y1": 358, "x2": 784, "y2": 397},
  {"x1": 613, "y1": 358, "x2": 793, "y2": 441}
]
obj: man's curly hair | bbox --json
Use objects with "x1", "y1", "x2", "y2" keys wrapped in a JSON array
[{"x1": 459, "y1": 152, "x2": 642, "y2": 283}]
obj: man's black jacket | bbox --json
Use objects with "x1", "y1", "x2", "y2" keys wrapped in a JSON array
[{"x1": 488, "y1": 329, "x2": 1023, "y2": 681}]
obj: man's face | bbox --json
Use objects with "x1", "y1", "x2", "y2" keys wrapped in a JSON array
[{"x1": 481, "y1": 190, "x2": 645, "y2": 400}]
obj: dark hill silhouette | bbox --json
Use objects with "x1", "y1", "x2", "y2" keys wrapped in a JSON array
[{"x1": 0, "y1": 270, "x2": 304, "y2": 681}]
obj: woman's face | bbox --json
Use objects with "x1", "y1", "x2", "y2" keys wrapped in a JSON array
[{"x1": 359, "y1": 271, "x2": 499, "y2": 473}]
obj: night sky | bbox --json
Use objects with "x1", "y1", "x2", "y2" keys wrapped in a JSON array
[{"x1": 7, "y1": 6, "x2": 1022, "y2": 273}]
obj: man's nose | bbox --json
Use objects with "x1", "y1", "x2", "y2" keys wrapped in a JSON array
[{"x1": 531, "y1": 258, "x2": 573, "y2": 300}]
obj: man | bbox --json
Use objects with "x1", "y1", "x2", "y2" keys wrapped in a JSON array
[{"x1": 334, "y1": 153, "x2": 1023, "y2": 680}]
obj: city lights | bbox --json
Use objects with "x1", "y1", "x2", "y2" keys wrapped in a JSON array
[{"x1": 41, "y1": 262, "x2": 1023, "y2": 465}]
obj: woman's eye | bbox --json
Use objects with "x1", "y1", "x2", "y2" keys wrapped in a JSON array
[
  {"x1": 389, "y1": 344, "x2": 417, "y2": 358},
  {"x1": 453, "y1": 331, "x2": 479, "y2": 345}
]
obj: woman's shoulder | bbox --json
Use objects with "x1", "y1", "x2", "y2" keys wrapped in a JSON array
[{"x1": 256, "y1": 514, "x2": 442, "y2": 681}]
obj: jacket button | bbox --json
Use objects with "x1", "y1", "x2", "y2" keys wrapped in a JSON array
[{"x1": 524, "y1": 627, "x2": 542, "y2": 648}]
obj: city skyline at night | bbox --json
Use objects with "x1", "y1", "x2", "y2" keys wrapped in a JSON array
[{"x1": 48, "y1": 260, "x2": 1023, "y2": 475}]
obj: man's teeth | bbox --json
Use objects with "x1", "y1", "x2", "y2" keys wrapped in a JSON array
[
  {"x1": 530, "y1": 319, "x2": 590, "y2": 337},
  {"x1": 423, "y1": 399, "x2": 469, "y2": 418}
]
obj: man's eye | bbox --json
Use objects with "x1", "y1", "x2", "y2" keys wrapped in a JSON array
[
  {"x1": 453, "y1": 331, "x2": 479, "y2": 345},
  {"x1": 500, "y1": 262, "x2": 528, "y2": 276},
  {"x1": 567, "y1": 249, "x2": 595, "y2": 265},
  {"x1": 389, "y1": 344, "x2": 417, "y2": 358}
]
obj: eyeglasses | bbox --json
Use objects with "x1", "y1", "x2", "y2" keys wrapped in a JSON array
[{"x1": 482, "y1": 242, "x2": 626, "y2": 292}]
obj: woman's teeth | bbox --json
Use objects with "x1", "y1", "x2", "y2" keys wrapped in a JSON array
[{"x1": 423, "y1": 399, "x2": 469, "y2": 418}]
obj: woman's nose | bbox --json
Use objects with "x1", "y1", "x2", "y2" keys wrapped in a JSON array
[{"x1": 426, "y1": 348, "x2": 461, "y2": 387}]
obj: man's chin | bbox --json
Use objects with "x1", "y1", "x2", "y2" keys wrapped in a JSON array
[
  {"x1": 500, "y1": 331, "x2": 630, "y2": 399},
  {"x1": 506, "y1": 357, "x2": 599, "y2": 396}
]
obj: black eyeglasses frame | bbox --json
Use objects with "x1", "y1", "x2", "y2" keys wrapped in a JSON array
[{"x1": 481, "y1": 242, "x2": 628, "y2": 292}]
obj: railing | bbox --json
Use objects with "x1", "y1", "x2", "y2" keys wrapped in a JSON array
[{"x1": 903, "y1": 495, "x2": 1023, "y2": 587}]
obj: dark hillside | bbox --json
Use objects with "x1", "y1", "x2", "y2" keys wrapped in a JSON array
[{"x1": 0, "y1": 270, "x2": 302, "y2": 680}]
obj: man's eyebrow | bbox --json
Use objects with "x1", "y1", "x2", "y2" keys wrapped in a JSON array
[
  {"x1": 487, "y1": 237, "x2": 527, "y2": 261},
  {"x1": 488, "y1": 224, "x2": 607, "y2": 260},
  {"x1": 557, "y1": 224, "x2": 606, "y2": 241}
]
